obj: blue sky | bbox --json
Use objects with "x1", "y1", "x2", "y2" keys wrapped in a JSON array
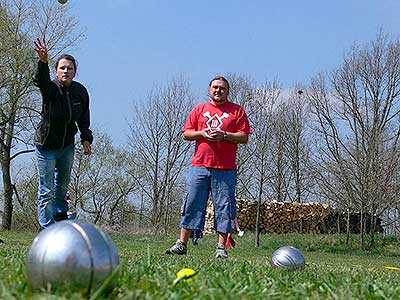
[{"x1": 67, "y1": 0, "x2": 400, "y2": 145}]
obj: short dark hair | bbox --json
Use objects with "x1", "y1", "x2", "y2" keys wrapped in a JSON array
[
  {"x1": 55, "y1": 54, "x2": 77, "y2": 71},
  {"x1": 209, "y1": 75, "x2": 230, "y2": 92}
]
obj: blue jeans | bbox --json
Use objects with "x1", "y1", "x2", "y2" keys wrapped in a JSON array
[
  {"x1": 180, "y1": 166, "x2": 237, "y2": 233},
  {"x1": 35, "y1": 144, "x2": 75, "y2": 228}
]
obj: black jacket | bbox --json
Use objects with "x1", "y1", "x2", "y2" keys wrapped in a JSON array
[{"x1": 33, "y1": 61, "x2": 93, "y2": 150}]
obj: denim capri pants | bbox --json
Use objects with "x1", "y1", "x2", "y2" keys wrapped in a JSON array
[{"x1": 180, "y1": 166, "x2": 237, "y2": 233}]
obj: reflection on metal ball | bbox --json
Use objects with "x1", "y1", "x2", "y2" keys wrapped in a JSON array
[
  {"x1": 25, "y1": 220, "x2": 119, "y2": 295},
  {"x1": 271, "y1": 246, "x2": 305, "y2": 270}
]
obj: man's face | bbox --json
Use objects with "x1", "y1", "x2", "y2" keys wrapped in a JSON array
[
  {"x1": 209, "y1": 79, "x2": 228, "y2": 104},
  {"x1": 56, "y1": 58, "x2": 76, "y2": 86}
]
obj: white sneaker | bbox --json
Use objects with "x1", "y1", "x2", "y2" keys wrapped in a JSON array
[{"x1": 215, "y1": 243, "x2": 228, "y2": 259}]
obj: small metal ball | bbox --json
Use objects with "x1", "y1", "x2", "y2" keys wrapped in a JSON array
[{"x1": 271, "y1": 246, "x2": 305, "y2": 269}]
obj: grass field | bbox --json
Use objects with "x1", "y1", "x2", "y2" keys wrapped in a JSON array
[{"x1": 0, "y1": 230, "x2": 400, "y2": 300}]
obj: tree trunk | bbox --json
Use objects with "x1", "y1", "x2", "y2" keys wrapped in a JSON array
[
  {"x1": 360, "y1": 208, "x2": 365, "y2": 250},
  {"x1": 368, "y1": 213, "x2": 377, "y2": 250},
  {"x1": 255, "y1": 196, "x2": 261, "y2": 247},
  {"x1": 139, "y1": 192, "x2": 144, "y2": 229},
  {"x1": 255, "y1": 172, "x2": 265, "y2": 248},
  {"x1": 345, "y1": 209, "x2": 350, "y2": 246},
  {"x1": 1, "y1": 156, "x2": 13, "y2": 230}
]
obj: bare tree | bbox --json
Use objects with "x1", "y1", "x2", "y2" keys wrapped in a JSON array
[
  {"x1": 70, "y1": 131, "x2": 135, "y2": 226},
  {"x1": 225, "y1": 73, "x2": 255, "y2": 199},
  {"x1": 0, "y1": 0, "x2": 83, "y2": 229},
  {"x1": 308, "y1": 33, "x2": 400, "y2": 249},
  {"x1": 269, "y1": 101, "x2": 291, "y2": 203},
  {"x1": 127, "y1": 75, "x2": 194, "y2": 232},
  {"x1": 232, "y1": 78, "x2": 280, "y2": 247},
  {"x1": 281, "y1": 89, "x2": 313, "y2": 203}
]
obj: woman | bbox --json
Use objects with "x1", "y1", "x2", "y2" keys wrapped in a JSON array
[{"x1": 33, "y1": 38, "x2": 93, "y2": 229}]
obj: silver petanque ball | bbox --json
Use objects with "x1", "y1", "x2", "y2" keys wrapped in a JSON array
[
  {"x1": 25, "y1": 220, "x2": 119, "y2": 294},
  {"x1": 271, "y1": 246, "x2": 305, "y2": 270}
]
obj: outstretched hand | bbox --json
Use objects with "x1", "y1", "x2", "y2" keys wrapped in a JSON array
[{"x1": 34, "y1": 38, "x2": 48, "y2": 63}]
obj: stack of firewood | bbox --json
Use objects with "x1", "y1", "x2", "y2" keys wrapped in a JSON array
[{"x1": 204, "y1": 199, "x2": 331, "y2": 234}]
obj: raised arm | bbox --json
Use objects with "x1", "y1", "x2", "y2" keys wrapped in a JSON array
[{"x1": 33, "y1": 38, "x2": 51, "y2": 91}]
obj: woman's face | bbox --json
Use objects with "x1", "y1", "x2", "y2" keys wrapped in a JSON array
[{"x1": 56, "y1": 58, "x2": 76, "y2": 86}]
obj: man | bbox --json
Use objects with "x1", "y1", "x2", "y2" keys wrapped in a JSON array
[{"x1": 166, "y1": 76, "x2": 251, "y2": 258}]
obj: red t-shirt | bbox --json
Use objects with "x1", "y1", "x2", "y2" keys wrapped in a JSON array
[{"x1": 183, "y1": 101, "x2": 251, "y2": 169}]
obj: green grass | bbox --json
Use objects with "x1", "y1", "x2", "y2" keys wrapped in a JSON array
[{"x1": 0, "y1": 231, "x2": 400, "y2": 299}]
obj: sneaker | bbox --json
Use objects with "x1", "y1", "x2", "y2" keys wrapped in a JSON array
[
  {"x1": 166, "y1": 239, "x2": 187, "y2": 255},
  {"x1": 215, "y1": 243, "x2": 228, "y2": 259},
  {"x1": 192, "y1": 237, "x2": 199, "y2": 246}
]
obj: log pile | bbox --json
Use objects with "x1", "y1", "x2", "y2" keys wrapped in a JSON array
[
  {"x1": 321, "y1": 211, "x2": 384, "y2": 234},
  {"x1": 204, "y1": 199, "x2": 331, "y2": 234}
]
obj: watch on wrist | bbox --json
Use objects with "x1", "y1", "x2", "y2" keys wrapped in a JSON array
[{"x1": 223, "y1": 131, "x2": 228, "y2": 140}]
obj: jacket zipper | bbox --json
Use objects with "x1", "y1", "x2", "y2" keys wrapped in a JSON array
[
  {"x1": 42, "y1": 101, "x2": 52, "y2": 146},
  {"x1": 60, "y1": 90, "x2": 72, "y2": 150}
]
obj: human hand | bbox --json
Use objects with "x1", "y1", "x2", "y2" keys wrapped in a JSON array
[
  {"x1": 34, "y1": 38, "x2": 48, "y2": 63},
  {"x1": 83, "y1": 141, "x2": 92, "y2": 156},
  {"x1": 203, "y1": 128, "x2": 224, "y2": 141}
]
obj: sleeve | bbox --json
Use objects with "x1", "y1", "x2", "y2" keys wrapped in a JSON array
[
  {"x1": 236, "y1": 107, "x2": 252, "y2": 134},
  {"x1": 77, "y1": 87, "x2": 94, "y2": 144},
  {"x1": 182, "y1": 106, "x2": 199, "y2": 132},
  {"x1": 32, "y1": 61, "x2": 52, "y2": 95}
]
